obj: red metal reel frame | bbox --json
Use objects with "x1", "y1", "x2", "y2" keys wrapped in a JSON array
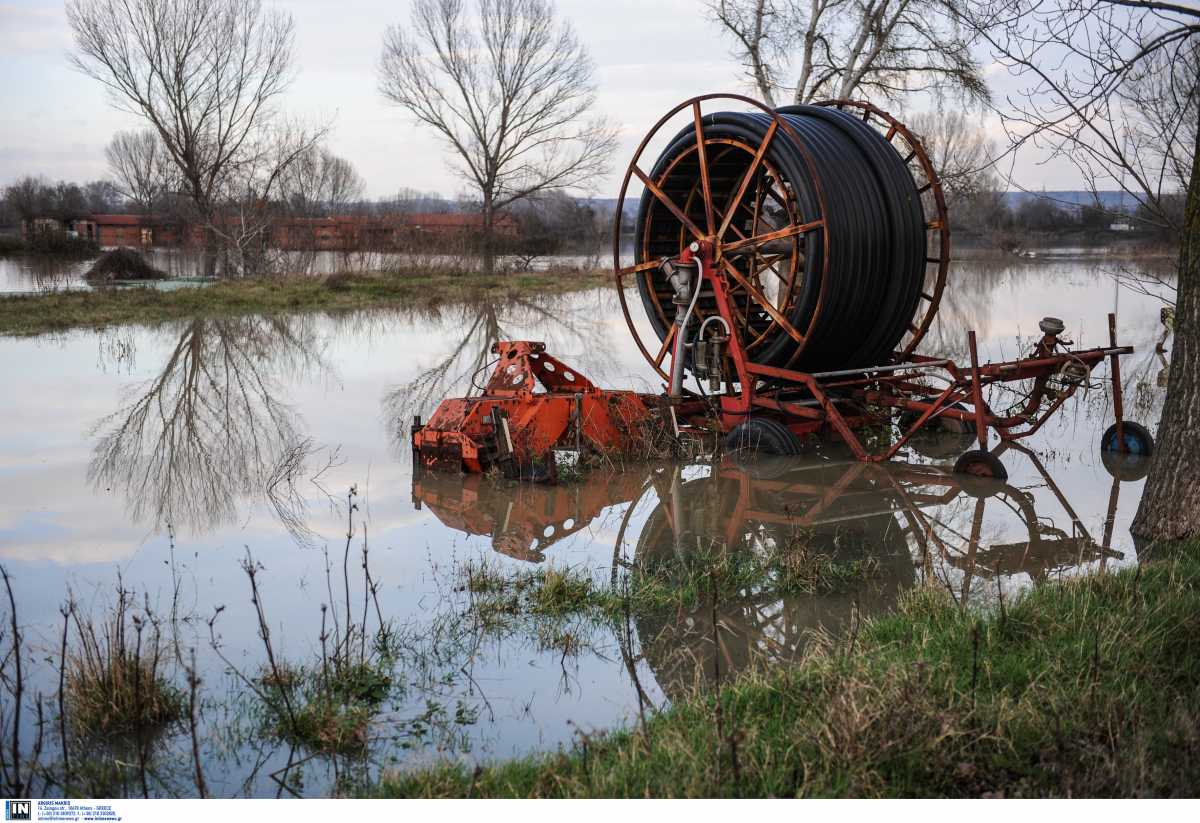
[
  {"x1": 722, "y1": 315, "x2": 1132, "y2": 462},
  {"x1": 812, "y1": 100, "x2": 951, "y2": 361},
  {"x1": 612, "y1": 94, "x2": 834, "y2": 382}
]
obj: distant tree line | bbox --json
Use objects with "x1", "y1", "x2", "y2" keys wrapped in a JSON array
[{"x1": 0, "y1": 177, "x2": 122, "y2": 224}]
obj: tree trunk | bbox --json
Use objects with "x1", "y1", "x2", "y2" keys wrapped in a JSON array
[
  {"x1": 482, "y1": 195, "x2": 495, "y2": 277},
  {"x1": 1131, "y1": 121, "x2": 1200, "y2": 543}
]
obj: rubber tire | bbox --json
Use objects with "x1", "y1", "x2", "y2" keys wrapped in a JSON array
[
  {"x1": 953, "y1": 449, "x2": 1008, "y2": 497},
  {"x1": 1100, "y1": 421, "x2": 1154, "y2": 457},
  {"x1": 1101, "y1": 449, "x2": 1152, "y2": 482},
  {"x1": 899, "y1": 402, "x2": 971, "y2": 434},
  {"x1": 724, "y1": 418, "x2": 803, "y2": 457},
  {"x1": 954, "y1": 449, "x2": 1008, "y2": 479}
]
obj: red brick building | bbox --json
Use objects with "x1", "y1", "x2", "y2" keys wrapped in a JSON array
[
  {"x1": 87, "y1": 214, "x2": 184, "y2": 247},
  {"x1": 271, "y1": 212, "x2": 520, "y2": 251},
  {"x1": 20, "y1": 211, "x2": 519, "y2": 251}
]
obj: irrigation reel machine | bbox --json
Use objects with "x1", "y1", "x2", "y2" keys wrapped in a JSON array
[{"x1": 411, "y1": 95, "x2": 1154, "y2": 481}]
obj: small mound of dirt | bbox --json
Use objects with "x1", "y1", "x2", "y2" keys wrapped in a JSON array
[{"x1": 86, "y1": 247, "x2": 167, "y2": 282}]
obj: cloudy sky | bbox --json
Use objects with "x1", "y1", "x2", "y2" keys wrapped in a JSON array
[{"x1": 0, "y1": 0, "x2": 1069, "y2": 198}]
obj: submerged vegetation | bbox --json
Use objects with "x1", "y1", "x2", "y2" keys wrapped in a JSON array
[
  {"x1": 458, "y1": 534, "x2": 880, "y2": 630},
  {"x1": 63, "y1": 586, "x2": 186, "y2": 740},
  {"x1": 0, "y1": 265, "x2": 609, "y2": 336},
  {"x1": 379, "y1": 547, "x2": 1200, "y2": 798},
  {"x1": 214, "y1": 490, "x2": 398, "y2": 758}
]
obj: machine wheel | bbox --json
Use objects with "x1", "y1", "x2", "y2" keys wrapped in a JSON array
[
  {"x1": 1100, "y1": 421, "x2": 1154, "y2": 481},
  {"x1": 1100, "y1": 421, "x2": 1154, "y2": 457},
  {"x1": 899, "y1": 402, "x2": 971, "y2": 433},
  {"x1": 953, "y1": 449, "x2": 1008, "y2": 496},
  {"x1": 724, "y1": 418, "x2": 803, "y2": 457}
]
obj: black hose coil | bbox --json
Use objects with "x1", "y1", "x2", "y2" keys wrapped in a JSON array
[{"x1": 634, "y1": 104, "x2": 926, "y2": 372}]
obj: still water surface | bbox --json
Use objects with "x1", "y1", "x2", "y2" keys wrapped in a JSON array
[
  {"x1": 0, "y1": 248, "x2": 613, "y2": 293},
  {"x1": 0, "y1": 255, "x2": 1173, "y2": 795}
]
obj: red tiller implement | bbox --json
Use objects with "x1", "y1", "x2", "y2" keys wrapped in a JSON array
[
  {"x1": 412, "y1": 341, "x2": 658, "y2": 478},
  {"x1": 413, "y1": 95, "x2": 1153, "y2": 480}
]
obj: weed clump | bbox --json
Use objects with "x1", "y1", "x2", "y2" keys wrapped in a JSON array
[
  {"x1": 212, "y1": 488, "x2": 398, "y2": 758},
  {"x1": 257, "y1": 656, "x2": 393, "y2": 756},
  {"x1": 460, "y1": 558, "x2": 606, "y2": 623},
  {"x1": 63, "y1": 587, "x2": 185, "y2": 740}
]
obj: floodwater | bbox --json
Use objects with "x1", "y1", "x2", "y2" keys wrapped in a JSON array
[
  {"x1": 0, "y1": 254, "x2": 1174, "y2": 796},
  {"x1": 0, "y1": 248, "x2": 613, "y2": 293}
]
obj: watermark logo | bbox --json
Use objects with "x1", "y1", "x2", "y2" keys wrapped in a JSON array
[{"x1": 4, "y1": 800, "x2": 31, "y2": 821}]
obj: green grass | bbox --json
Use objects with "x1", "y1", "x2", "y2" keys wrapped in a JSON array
[
  {"x1": 377, "y1": 548, "x2": 1200, "y2": 798},
  {"x1": 0, "y1": 266, "x2": 610, "y2": 336}
]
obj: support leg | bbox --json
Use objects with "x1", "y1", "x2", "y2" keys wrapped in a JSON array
[
  {"x1": 968, "y1": 331, "x2": 988, "y2": 451},
  {"x1": 1108, "y1": 313, "x2": 1126, "y2": 453}
]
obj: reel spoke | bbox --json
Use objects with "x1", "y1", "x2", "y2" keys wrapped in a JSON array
[
  {"x1": 719, "y1": 258, "x2": 805, "y2": 345},
  {"x1": 717, "y1": 119, "x2": 777, "y2": 241},
  {"x1": 618, "y1": 257, "x2": 666, "y2": 280},
  {"x1": 721, "y1": 221, "x2": 821, "y2": 256},
  {"x1": 633, "y1": 166, "x2": 705, "y2": 242},
  {"x1": 654, "y1": 325, "x2": 676, "y2": 366},
  {"x1": 693, "y1": 102, "x2": 716, "y2": 236}
]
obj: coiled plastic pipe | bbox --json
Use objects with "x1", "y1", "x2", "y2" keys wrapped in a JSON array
[{"x1": 634, "y1": 105, "x2": 926, "y2": 372}]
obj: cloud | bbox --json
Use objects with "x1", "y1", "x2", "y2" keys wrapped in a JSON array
[{"x1": 0, "y1": 2, "x2": 70, "y2": 55}]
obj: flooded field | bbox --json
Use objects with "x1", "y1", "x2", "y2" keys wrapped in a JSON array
[
  {"x1": 0, "y1": 255, "x2": 1174, "y2": 796},
  {"x1": 0, "y1": 248, "x2": 611, "y2": 293}
]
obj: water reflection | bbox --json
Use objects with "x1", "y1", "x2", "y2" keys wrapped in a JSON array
[
  {"x1": 88, "y1": 316, "x2": 334, "y2": 537},
  {"x1": 413, "y1": 440, "x2": 1133, "y2": 697}
]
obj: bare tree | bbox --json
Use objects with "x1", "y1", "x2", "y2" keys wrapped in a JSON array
[
  {"x1": 708, "y1": 0, "x2": 989, "y2": 106},
  {"x1": 908, "y1": 107, "x2": 1013, "y2": 242},
  {"x1": 279, "y1": 147, "x2": 366, "y2": 217},
  {"x1": 1118, "y1": 37, "x2": 1198, "y2": 231},
  {"x1": 908, "y1": 108, "x2": 998, "y2": 200},
  {"x1": 3, "y1": 177, "x2": 50, "y2": 220},
  {"x1": 208, "y1": 122, "x2": 322, "y2": 276},
  {"x1": 67, "y1": 0, "x2": 314, "y2": 276},
  {"x1": 957, "y1": 0, "x2": 1200, "y2": 542},
  {"x1": 379, "y1": 0, "x2": 617, "y2": 275},
  {"x1": 2, "y1": 177, "x2": 96, "y2": 221},
  {"x1": 105, "y1": 130, "x2": 178, "y2": 214},
  {"x1": 958, "y1": 1, "x2": 1198, "y2": 234}
]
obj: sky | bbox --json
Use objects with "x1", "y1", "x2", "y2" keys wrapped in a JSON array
[{"x1": 0, "y1": 0, "x2": 1081, "y2": 199}]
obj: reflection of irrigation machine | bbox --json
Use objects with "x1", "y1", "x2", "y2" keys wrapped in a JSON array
[
  {"x1": 412, "y1": 454, "x2": 1127, "y2": 694},
  {"x1": 412, "y1": 95, "x2": 1153, "y2": 479}
]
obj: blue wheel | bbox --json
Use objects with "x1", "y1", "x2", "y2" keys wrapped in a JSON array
[
  {"x1": 1100, "y1": 421, "x2": 1154, "y2": 481},
  {"x1": 1100, "y1": 421, "x2": 1154, "y2": 457}
]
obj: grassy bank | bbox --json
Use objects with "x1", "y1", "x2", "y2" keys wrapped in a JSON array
[
  {"x1": 0, "y1": 267, "x2": 610, "y2": 336},
  {"x1": 378, "y1": 548, "x2": 1200, "y2": 798}
]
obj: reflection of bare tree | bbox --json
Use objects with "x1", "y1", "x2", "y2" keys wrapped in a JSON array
[
  {"x1": 89, "y1": 316, "x2": 333, "y2": 536},
  {"x1": 382, "y1": 293, "x2": 609, "y2": 456}
]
